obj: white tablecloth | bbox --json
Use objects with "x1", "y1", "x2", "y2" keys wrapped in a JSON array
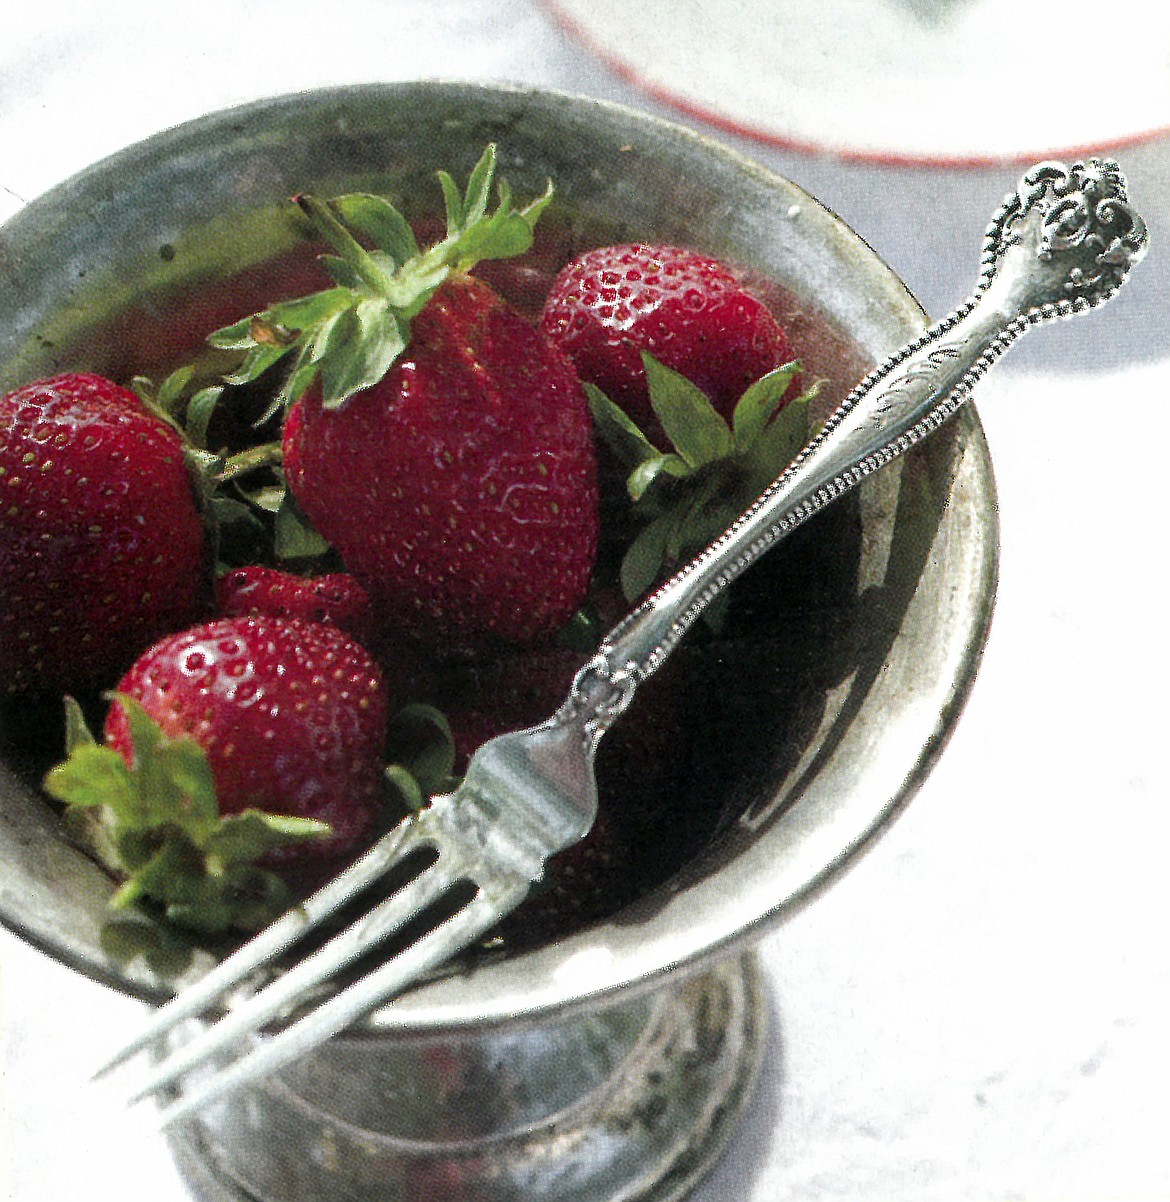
[{"x1": 2, "y1": 4, "x2": 1168, "y2": 1199}]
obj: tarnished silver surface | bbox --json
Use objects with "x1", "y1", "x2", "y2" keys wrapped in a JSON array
[
  {"x1": 0, "y1": 81, "x2": 1011, "y2": 1201},
  {"x1": 166, "y1": 954, "x2": 767, "y2": 1202}
]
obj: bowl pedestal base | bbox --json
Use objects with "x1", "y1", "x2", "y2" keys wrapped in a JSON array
[{"x1": 164, "y1": 951, "x2": 766, "y2": 1202}]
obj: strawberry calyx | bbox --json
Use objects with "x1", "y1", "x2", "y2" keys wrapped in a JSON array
[
  {"x1": 588, "y1": 351, "x2": 822, "y2": 602},
  {"x1": 125, "y1": 145, "x2": 555, "y2": 578},
  {"x1": 44, "y1": 695, "x2": 331, "y2": 933},
  {"x1": 206, "y1": 143, "x2": 554, "y2": 415},
  {"x1": 130, "y1": 368, "x2": 313, "y2": 572}
]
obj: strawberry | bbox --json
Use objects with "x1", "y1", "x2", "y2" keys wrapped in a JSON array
[
  {"x1": 538, "y1": 242, "x2": 797, "y2": 446},
  {"x1": 215, "y1": 565, "x2": 376, "y2": 648},
  {"x1": 45, "y1": 615, "x2": 394, "y2": 931},
  {"x1": 206, "y1": 146, "x2": 599, "y2": 655},
  {"x1": 106, "y1": 616, "x2": 391, "y2": 856},
  {"x1": 0, "y1": 372, "x2": 207, "y2": 695},
  {"x1": 282, "y1": 272, "x2": 598, "y2": 652}
]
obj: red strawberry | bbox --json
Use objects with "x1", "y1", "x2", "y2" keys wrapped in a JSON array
[
  {"x1": 45, "y1": 614, "x2": 396, "y2": 931},
  {"x1": 0, "y1": 372, "x2": 207, "y2": 695},
  {"x1": 210, "y1": 146, "x2": 598, "y2": 655},
  {"x1": 282, "y1": 272, "x2": 598, "y2": 652},
  {"x1": 216, "y1": 565, "x2": 377, "y2": 648},
  {"x1": 539, "y1": 243, "x2": 796, "y2": 445},
  {"x1": 104, "y1": 616, "x2": 391, "y2": 864}
]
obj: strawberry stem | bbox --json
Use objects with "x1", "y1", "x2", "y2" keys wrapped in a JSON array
[
  {"x1": 205, "y1": 143, "x2": 554, "y2": 412},
  {"x1": 216, "y1": 442, "x2": 283, "y2": 485},
  {"x1": 293, "y1": 194, "x2": 399, "y2": 296}
]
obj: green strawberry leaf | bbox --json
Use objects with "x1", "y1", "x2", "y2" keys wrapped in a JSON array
[
  {"x1": 184, "y1": 385, "x2": 225, "y2": 449},
  {"x1": 44, "y1": 742, "x2": 139, "y2": 815},
  {"x1": 208, "y1": 494, "x2": 264, "y2": 534},
  {"x1": 739, "y1": 386, "x2": 817, "y2": 497},
  {"x1": 207, "y1": 314, "x2": 265, "y2": 351},
  {"x1": 667, "y1": 470, "x2": 733, "y2": 562},
  {"x1": 274, "y1": 490, "x2": 331, "y2": 560},
  {"x1": 438, "y1": 169, "x2": 465, "y2": 233},
  {"x1": 731, "y1": 361, "x2": 801, "y2": 452},
  {"x1": 331, "y1": 193, "x2": 420, "y2": 267},
  {"x1": 452, "y1": 179, "x2": 553, "y2": 268},
  {"x1": 642, "y1": 351, "x2": 733, "y2": 468},
  {"x1": 385, "y1": 703, "x2": 457, "y2": 798},
  {"x1": 111, "y1": 693, "x2": 192, "y2": 827},
  {"x1": 166, "y1": 865, "x2": 296, "y2": 934},
  {"x1": 203, "y1": 811, "x2": 331, "y2": 869},
  {"x1": 627, "y1": 452, "x2": 690, "y2": 503},
  {"x1": 448, "y1": 148, "x2": 491, "y2": 231},
  {"x1": 154, "y1": 736, "x2": 219, "y2": 830},
  {"x1": 63, "y1": 694, "x2": 97, "y2": 752},
  {"x1": 234, "y1": 481, "x2": 285, "y2": 514},
  {"x1": 385, "y1": 764, "x2": 427, "y2": 815},
  {"x1": 585, "y1": 383, "x2": 661, "y2": 469},
  {"x1": 45, "y1": 697, "x2": 334, "y2": 935},
  {"x1": 518, "y1": 182, "x2": 555, "y2": 234},
  {"x1": 620, "y1": 511, "x2": 680, "y2": 602},
  {"x1": 99, "y1": 916, "x2": 197, "y2": 976},
  {"x1": 222, "y1": 342, "x2": 292, "y2": 388},
  {"x1": 316, "y1": 297, "x2": 408, "y2": 410},
  {"x1": 110, "y1": 835, "x2": 197, "y2": 910},
  {"x1": 264, "y1": 287, "x2": 355, "y2": 339},
  {"x1": 319, "y1": 254, "x2": 364, "y2": 290},
  {"x1": 155, "y1": 365, "x2": 197, "y2": 418}
]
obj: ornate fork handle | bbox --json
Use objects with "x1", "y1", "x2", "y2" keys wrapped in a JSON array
[{"x1": 566, "y1": 158, "x2": 1147, "y2": 739}]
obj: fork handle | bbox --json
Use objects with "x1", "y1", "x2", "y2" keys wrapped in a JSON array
[{"x1": 569, "y1": 158, "x2": 1146, "y2": 738}]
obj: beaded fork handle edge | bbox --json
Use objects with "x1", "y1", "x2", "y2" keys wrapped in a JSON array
[{"x1": 560, "y1": 158, "x2": 1148, "y2": 744}]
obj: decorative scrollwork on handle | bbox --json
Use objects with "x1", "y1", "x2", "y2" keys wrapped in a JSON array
[
  {"x1": 559, "y1": 652, "x2": 642, "y2": 748},
  {"x1": 871, "y1": 341, "x2": 967, "y2": 426},
  {"x1": 593, "y1": 157, "x2": 1147, "y2": 708},
  {"x1": 982, "y1": 157, "x2": 1148, "y2": 313}
]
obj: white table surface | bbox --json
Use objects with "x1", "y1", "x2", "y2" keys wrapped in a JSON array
[{"x1": 2, "y1": 4, "x2": 1168, "y2": 1200}]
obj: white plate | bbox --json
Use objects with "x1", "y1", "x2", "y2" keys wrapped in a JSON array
[{"x1": 543, "y1": 0, "x2": 1170, "y2": 165}]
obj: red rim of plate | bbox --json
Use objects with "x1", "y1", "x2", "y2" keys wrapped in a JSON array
[{"x1": 539, "y1": 0, "x2": 1170, "y2": 170}]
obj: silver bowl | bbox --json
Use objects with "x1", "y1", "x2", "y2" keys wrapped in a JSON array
[{"x1": 0, "y1": 82, "x2": 997, "y2": 1202}]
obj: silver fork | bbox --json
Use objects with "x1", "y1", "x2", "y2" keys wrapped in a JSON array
[{"x1": 100, "y1": 157, "x2": 1146, "y2": 1126}]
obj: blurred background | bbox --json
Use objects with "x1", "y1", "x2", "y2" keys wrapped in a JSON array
[{"x1": 2, "y1": 3, "x2": 1167, "y2": 1199}]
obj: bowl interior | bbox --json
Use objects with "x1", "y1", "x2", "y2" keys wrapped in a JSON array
[{"x1": 0, "y1": 82, "x2": 997, "y2": 1028}]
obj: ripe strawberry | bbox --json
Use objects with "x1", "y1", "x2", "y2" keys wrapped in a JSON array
[
  {"x1": 209, "y1": 145, "x2": 599, "y2": 654},
  {"x1": 539, "y1": 243, "x2": 797, "y2": 445},
  {"x1": 215, "y1": 565, "x2": 376, "y2": 648},
  {"x1": 46, "y1": 615, "x2": 394, "y2": 931},
  {"x1": 0, "y1": 372, "x2": 207, "y2": 695},
  {"x1": 282, "y1": 272, "x2": 598, "y2": 652},
  {"x1": 107, "y1": 616, "x2": 391, "y2": 856}
]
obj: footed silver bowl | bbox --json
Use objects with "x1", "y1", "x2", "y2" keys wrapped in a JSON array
[{"x1": 0, "y1": 82, "x2": 997, "y2": 1201}]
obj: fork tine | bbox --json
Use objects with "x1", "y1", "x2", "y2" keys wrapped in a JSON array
[
  {"x1": 153, "y1": 887, "x2": 524, "y2": 1130},
  {"x1": 127, "y1": 854, "x2": 459, "y2": 1105},
  {"x1": 93, "y1": 806, "x2": 433, "y2": 1080}
]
